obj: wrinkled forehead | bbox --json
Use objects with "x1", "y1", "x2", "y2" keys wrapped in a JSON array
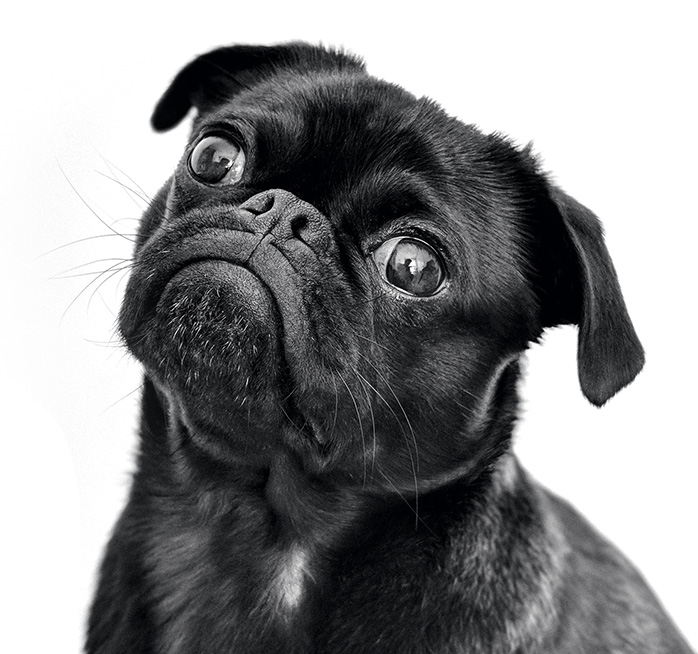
[
  {"x1": 192, "y1": 73, "x2": 468, "y2": 226},
  {"x1": 201, "y1": 71, "x2": 424, "y2": 141}
]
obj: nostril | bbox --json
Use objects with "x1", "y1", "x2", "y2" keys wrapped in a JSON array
[
  {"x1": 240, "y1": 192, "x2": 275, "y2": 216},
  {"x1": 290, "y1": 214, "x2": 310, "y2": 242}
]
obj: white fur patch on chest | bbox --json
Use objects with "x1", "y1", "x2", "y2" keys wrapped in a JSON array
[{"x1": 273, "y1": 545, "x2": 311, "y2": 614}]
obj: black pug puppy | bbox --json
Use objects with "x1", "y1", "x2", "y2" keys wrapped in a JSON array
[{"x1": 87, "y1": 43, "x2": 693, "y2": 654}]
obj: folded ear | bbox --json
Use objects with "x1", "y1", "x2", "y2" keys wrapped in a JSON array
[
  {"x1": 151, "y1": 42, "x2": 365, "y2": 132},
  {"x1": 537, "y1": 185, "x2": 645, "y2": 406}
]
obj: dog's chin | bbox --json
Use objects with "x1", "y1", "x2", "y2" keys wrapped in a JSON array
[{"x1": 129, "y1": 260, "x2": 288, "y2": 434}]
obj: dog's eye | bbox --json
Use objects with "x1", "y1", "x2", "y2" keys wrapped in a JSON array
[
  {"x1": 373, "y1": 236, "x2": 446, "y2": 297},
  {"x1": 188, "y1": 135, "x2": 245, "y2": 185}
]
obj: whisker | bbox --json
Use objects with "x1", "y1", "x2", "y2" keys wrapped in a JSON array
[
  {"x1": 100, "y1": 382, "x2": 146, "y2": 415},
  {"x1": 354, "y1": 332, "x2": 391, "y2": 354},
  {"x1": 97, "y1": 156, "x2": 173, "y2": 224},
  {"x1": 37, "y1": 233, "x2": 137, "y2": 260},
  {"x1": 98, "y1": 155, "x2": 156, "y2": 204},
  {"x1": 95, "y1": 168, "x2": 151, "y2": 209},
  {"x1": 337, "y1": 371, "x2": 367, "y2": 487},
  {"x1": 318, "y1": 290, "x2": 390, "y2": 343},
  {"x1": 110, "y1": 216, "x2": 142, "y2": 225},
  {"x1": 56, "y1": 160, "x2": 135, "y2": 243},
  {"x1": 374, "y1": 467, "x2": 435, "y2": 536},
  {"x1": 86, "y1": 266, "x2": 131, "y2": 312},
  {"x1": 84, "y1": 337, "x2": 125, "y2": 349},
  {"x1": 100, "y1": 294, "x2": 122, "y2": 322},
  {"x1": 358, "y1": 353, "x2": 419, "y2": 470},
  {"x1": 329, "y1": 373, "x2": 340, "y2": 444},
  {"x1": 352, "y1": 369, "x2": 380, "y2": 477},
  {"x1": 54, "y1": 268, "x2": 127, "y2": 280},
  {"x1": 278, "y1": 401, "x2": 296, "y2": 430},
  {"x1": 61, "y1": 261, "x2": 131, "y2": 322},
  {"x1": 52, "y1": 257, "x2": 131, "y2": 278},
  {"x1": 356, "y1": 353, "x2": 420, "y2": 525}
]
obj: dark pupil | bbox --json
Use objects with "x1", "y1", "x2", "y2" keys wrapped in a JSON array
[
  {"x1": 191, "y1": 137, "x2": 235, "y2": 182},
  {"x1": 386, "y1": 239, "x2": 443, "y2": 295}
]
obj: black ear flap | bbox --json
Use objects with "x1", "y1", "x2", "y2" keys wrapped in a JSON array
[
  {"x1": 151, "y1": 42, "x2": 365, "y2": 132},
  {"x1": 540, "y1": 186, "x2": 645, "y2": 406}
]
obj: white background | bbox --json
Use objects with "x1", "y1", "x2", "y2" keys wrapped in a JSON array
[{"x1": 2, "y1": 1, "x2": 696, "y2": 651}]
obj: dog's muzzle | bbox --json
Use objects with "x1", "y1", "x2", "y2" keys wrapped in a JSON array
[{"x1": 119, "y1": 189, "x2": 370, "y2": 447}]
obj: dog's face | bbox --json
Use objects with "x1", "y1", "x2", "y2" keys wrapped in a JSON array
[{"x1": 119, "y1": 44, "x2": 643, "y2": 493}]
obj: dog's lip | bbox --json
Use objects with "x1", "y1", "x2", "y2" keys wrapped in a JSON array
[
  {"x1": 125, "y1": 229, "x2": 263, "y2": 333},
  {"x1": 163, "y1": 256, "x2": 244, "y2": 294}
]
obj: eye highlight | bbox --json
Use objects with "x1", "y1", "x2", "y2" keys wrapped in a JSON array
[
  {"x1": 373, "y1": 236, "x2": 446, "y2": 297},
  {"x1": 188, "y1": 134, "x2": 246, "y2": 185}
]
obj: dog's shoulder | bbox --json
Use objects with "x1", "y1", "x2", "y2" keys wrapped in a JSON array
[{"x1": 536, "y1": 482, "x2": 693, "y2": 653}]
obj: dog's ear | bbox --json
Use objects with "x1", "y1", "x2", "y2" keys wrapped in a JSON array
[
  {"x1": 151, "y1": 42, "x2": 365, "y2": 132},
  {"x1": 536, "y1": 185, "x2": 645, "y2": 407}
]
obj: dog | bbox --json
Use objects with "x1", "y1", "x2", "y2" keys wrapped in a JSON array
[{"x1": 86, "y1": 42, "x2": 694, "y2": 653}]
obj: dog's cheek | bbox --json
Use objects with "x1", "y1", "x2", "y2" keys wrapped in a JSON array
[
  {"x1": 129, "y1": 261, "x2": 284, "y2": 425},
  {"x1": 369, "y1": 325, "x2": 515, "y2": 483}
]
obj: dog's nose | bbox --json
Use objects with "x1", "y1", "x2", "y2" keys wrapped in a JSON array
[{"x1": 239, "y1": 189, "x2": 331, "y2": 249}]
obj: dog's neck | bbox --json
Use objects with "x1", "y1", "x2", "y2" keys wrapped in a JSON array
[
  {"x1": 131, "y1": 368, "x2": 548, "y2": 650},
  {"x1": 138, "y1": 356, "x2": 522, "y2": 547}
]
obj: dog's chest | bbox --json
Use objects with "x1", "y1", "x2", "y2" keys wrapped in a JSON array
[
  {"x1": 146, "y1": 519, "x2": 321, "y2": 654},
  {"x1": 142, "y1": 518, "x2": 560, "y2": 654},
  {"x1": 273, "y1": 545, "x2": 311, "y2": 612}
]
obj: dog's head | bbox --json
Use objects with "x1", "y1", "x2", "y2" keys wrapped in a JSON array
[{"x1": 119, "y1": 43, "x2": 644, "y2": 491}]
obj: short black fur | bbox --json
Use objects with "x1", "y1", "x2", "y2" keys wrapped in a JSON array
[{"x1": 87, "y1": 42, "x2": 691, "y2": 654}]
